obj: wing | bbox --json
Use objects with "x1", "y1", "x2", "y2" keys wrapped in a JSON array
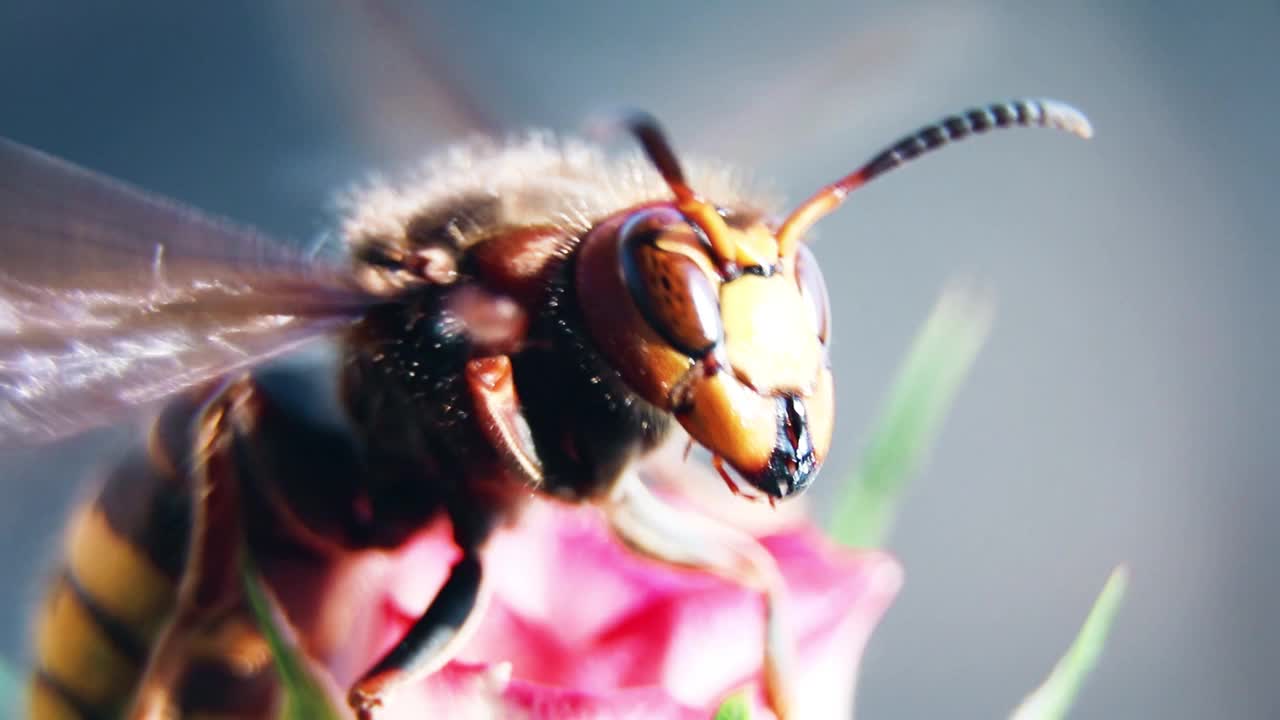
[
  {"x1": 0, "y1": 137, "x2": 379, "y2": 446},
  {"x1": 277, "y1": 0, "x2": 499, "y2": 166}
]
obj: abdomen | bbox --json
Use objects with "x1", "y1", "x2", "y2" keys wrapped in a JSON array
[
  {"x1": 25, "y1": 359, "x2": 466, "y2": 719},
  {"x1": 28, "y1": 391, "x2": 280, "y2": 719}
]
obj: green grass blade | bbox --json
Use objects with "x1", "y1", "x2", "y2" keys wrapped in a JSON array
[
  {"x1": 711, "y1": 689, "x2": 752, "y2": 720},
  {"x1": 1010, "y1": 565, "x2": 1129, "y2": 720},
  {"x1": 828, "y1": 284, "x2": 993, "y2": 547},
  {"x1": 240, "y1": 550, "x2": 345, "y2": 720}
]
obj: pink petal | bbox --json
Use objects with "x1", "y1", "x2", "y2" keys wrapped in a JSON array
[{"x1": 343, "y1": 501, "x2": 901, "y2": 719}]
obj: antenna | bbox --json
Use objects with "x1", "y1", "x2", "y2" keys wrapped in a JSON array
[
  {"x1": 775, "y1": 98, "x2": 1093, "y2": 259},
  {"x1": 625, "y1": 113, "x2": 741, "y2": 272}
]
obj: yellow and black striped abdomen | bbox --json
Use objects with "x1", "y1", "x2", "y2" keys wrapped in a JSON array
[
  {"x1": 26, "y1": 365, "x2": 454, "y2": 718},
  {"x1": 30, "y1": 441, "x2": 190, "y2": 719},
  {"x1": 28, "y1": 389, "x2": 280, "y2": 720}
]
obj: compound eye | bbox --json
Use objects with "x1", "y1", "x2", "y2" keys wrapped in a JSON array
[
  {"x1": 619, "y1": 209, "x2": 723, "y2": 357},
  {"x1": 795, "y1": 244, "x2": 830, "y2": 344}
]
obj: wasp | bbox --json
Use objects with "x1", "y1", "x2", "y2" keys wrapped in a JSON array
[{"x1": 5, "y1": 98, "x2": 1090, "y2": 719}]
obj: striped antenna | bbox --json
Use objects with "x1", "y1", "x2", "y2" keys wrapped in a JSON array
[
  {"x1": 775, "y1": 99, "x2": 1093, "y2": 260},
  {"x1": 625, "y1": 113, "x2": 740, "y2": 272}
]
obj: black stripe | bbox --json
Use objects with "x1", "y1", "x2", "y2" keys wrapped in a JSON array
[
  {"x1": 96, "y1": 445, "x2": 193, "y2": 580},
  {"x1": 59, "y1": 570, "x2": 148, "y2": 665},
  {"x1": 33, "y1": 669, "x2": 113, "y2": 720}
]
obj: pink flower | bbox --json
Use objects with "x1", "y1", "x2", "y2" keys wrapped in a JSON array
[{"x1": 329, "y1": 501, "x2": 900, "y2": 720}]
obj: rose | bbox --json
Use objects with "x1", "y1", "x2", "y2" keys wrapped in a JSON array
[{"x1": 333, "y1": 501, "x2": 900, "y2": 720}]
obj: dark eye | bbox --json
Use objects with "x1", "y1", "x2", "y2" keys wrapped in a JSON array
[
  {"x1": 795, "y1": 244, "x2": 830, "y2": 344},
  {"x1": 619, "y1": 209, "x2": 722, "y2": 357}
]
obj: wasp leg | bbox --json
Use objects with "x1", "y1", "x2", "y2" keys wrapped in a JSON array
[
  {"x1": 128, "y1": 376, "x2": 265, "y2": 720},
  {"x1": 344, "y1": 356, "x2": 522, "y2": 718},
  {"x1": 347, "y1": 545, "x2": 487, "y2": 720},
  {"x1": 604, "y1": 474, "x2": 797, "y2": 720},
  {"x1": 465, "y1": 355, "x2": 544, "y2": 486}
]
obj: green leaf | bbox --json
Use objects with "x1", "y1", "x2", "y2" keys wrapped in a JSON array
[
  {"x1": 240, "y1": 550, "x2": 345, "y2": 720},
  {"x1": 828, "y1": 284, "x2": 993, "y2": 547},
  {"x1": 1010, "y1": 565, "x2": 1129, "y2": 720},
  {"x1": 712, "y1": 689, "x2": 753, "y2": 720}
]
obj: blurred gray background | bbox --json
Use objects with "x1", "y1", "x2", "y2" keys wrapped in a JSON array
[{"x1": 1, "y1": 1, "x2": 1277, "y2": 717}]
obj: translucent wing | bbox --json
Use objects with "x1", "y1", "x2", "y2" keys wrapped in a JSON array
[
  {"x1": 276, "y1": 0, "x2": 498, "y2": 167},
  {"x1": 0, "y1": 137, "x2": 377, "y2": 446},
  {"x1": 685, "y1": 5, "x2": 990, "y2": 163}
]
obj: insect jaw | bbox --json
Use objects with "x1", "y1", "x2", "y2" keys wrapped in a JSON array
[
  {"x1": 705, "y1": 393, "x2": 820, "y2": 503},
  {"x1": 771, "y1": 393, "x2": 818, "y2": 497},
  {"x1": 666, "y1": 350, "x2": 830, "y2": 502},
  {"x1": 576, "y1": 200, "x2": 833, "y2": 504}
]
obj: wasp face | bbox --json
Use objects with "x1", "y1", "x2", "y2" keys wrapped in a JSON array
[
  {"x1": 573, "y1": 100, "x2": 1093, "y2": 500},
  {"x1": 577, "y1": 204, "x2": 834, "y2": 500}
]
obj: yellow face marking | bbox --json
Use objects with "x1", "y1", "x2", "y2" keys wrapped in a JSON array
[
  {"x1": 34, "y1": 580, "x2": 139, "y2": 708},
  {"x1": 66, "y1": 509, "x2": 176, "y2": 642},
  {"x1": 721, "y1": 274, "x2": 823, "y2": 393},
  {"x1": 677, "y1": 368, "x2": 779, "y2": 472},
  {"x1": 732, "y1": 224, "x2": 781, "y2": 268},
  {"x1": 808, "y1": 367, "x2": 836, "y2": 461}
]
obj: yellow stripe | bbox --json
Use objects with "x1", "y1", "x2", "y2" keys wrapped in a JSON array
[
  {"x1": 65, "y1": 508, "x2": 176, "y2": 642},
  {"x1": 33, "y1": 579, "x2": 138, "y2": 709},
  {"x1": 25, "y1": 680, "x2": 83, "y2": 720}
]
